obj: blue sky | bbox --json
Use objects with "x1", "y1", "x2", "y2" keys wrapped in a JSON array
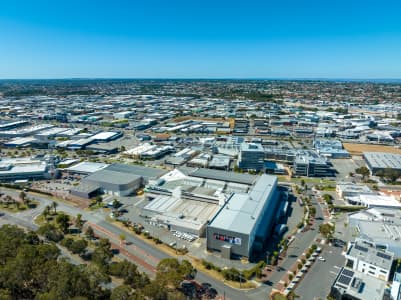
[{"x1": 0, "y1": 0, "x2": 401, "y2": 79}]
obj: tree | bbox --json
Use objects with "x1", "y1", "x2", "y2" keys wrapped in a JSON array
[
  {"x1": 319, "y1": 223, "x2": 335, "y2": 240},
  {"x1": 355, "y1": 166, "x2": 370, "y2": 180},
  {"x1": 108, "y1": 260, "x2": 149, "y2": 289},
  {"x1": 19, "y1": 191, "x2": 26, "y2": 204},
  {"x1": 51, "y1": 201, "x2": 58, "y2": 214},
  {"x1": 119, "y1": 234, "x2": 126, "y2": 246},
  {"x1": 37, "y1": 223, "x2": 64, "y2": 242},
  {"x1": 377, "y1": 168, "x2": 401, "y2": 183},
  {"x1": 43, "y1": 206, "x2": 51, "y2": 221},
  {"x1": 322, "y1": 194, "x2": 333, "y2": 205},
  {"x1": 75, "y1": 214, "x2": 83, "y2": 233},
  {"x1": 141, "y1": 282, "x2": 168, "y2": 300},
  {"x1": 156, "y1": 258, "x2": 196, "y2": 288},
  {"x1": 95, "y1": 195, "x2": 103, "y2": 206},
  {"x1": 70, "y1": 239, "x2": 88, "y2": 256},
  {"x1": 55, "y1": 213, "x2": 70, "y2": 234},
  {"x1": 112, "y1": 199, "x2": 120, "y2": 209},
  {"x1": 111, "y1": 285, "x2": 132, "y2": 300},
  {"x1": 92, "y1": 238, "x2": 113, "y2": 269},
  {"x1": 85, "y1": 226, "x2": 95, "y2": 240}
]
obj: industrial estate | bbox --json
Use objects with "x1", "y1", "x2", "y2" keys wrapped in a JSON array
[{"x1": 1, "y1": 79, "x2": 401, "y2": 300}]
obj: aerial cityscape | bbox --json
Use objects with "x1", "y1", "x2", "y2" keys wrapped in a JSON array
[{"x1": 1, "y1": 1, "x2": 401, "y2": 300}]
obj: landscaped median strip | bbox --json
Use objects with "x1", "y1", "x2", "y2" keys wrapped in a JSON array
[{"x1": 272, "y1": 243, "x2": 321, "y2": 297}]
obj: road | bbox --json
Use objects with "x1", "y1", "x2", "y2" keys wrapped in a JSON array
[
  {"x1": 0, "y1": 188, "x2": 256, "y2": 300},
  {"x1": 0, "y1": 187, "x2": 326, "y2": 300}
]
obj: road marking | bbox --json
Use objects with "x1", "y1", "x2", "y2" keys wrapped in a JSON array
[
  {"x1": 330, "y1": 271, "x2": 338, "y2": 275},
  {"x1": 333, "y1": 266, "x2": 341, "y2": 269},
  {"x1": 135, "y1": 198, "x2": 146, "y2": 206}
]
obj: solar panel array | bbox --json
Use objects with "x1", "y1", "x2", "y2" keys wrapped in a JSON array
[
  {"x1": 377, "y1": 251, "x2": 392, "y2": 260},
  {"x1": 354, "y1": 244, "x2": 368, "y2": 252},
  {"x1": 342, "y1": 269, "x2": 355, "y2": 277},
  {"x1": 338, "y1": 274, "x2": 352, "y2": 286}
]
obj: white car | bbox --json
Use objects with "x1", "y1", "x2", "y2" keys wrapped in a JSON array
[{"x1": 318, "y1": 256, "x2": 326, "y2": 262}]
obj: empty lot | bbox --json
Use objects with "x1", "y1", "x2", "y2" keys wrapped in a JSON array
[{"x1": 343, "y1": 143, "x2": 401, "y2": 155}]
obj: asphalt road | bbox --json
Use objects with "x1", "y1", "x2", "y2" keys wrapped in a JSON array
[
  {"x1": 0, "y1": 189, "x2": 257, "y2": 300},
  {"x1": 0, "y1": 187, "x2": 326, "y2": 300}
]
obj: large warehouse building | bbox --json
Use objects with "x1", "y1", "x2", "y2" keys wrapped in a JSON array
[
  {"x1": 363, "y1": 152, "x2": 401, "y2": 175},
  {"x1": 206, "y1": 174, "x2": 281, "y2": 259},
  {"x1": 70, "y1": 163, "x2": 167, "y2": 198},
  {"x1": 0, "y1": 157, "x2": 57, "y2": 181}
]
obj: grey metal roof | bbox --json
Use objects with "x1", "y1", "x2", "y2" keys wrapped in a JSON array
[
  {"x1": 189, "y1": 168, "x2": 257, "y2": 185},
  {"x1": 347, "y1": 241, "x2": 393, "y2": 270},
  {"x1": 364, "y1": 152, "x2": 401, "y2": 169},
  {"x1": 84, "y1": 169, "x2": 141, "y2": 185},
  {"x1": 333, "y1": 267, "x2": 386, "y2": 300},
  {"x1": 208, "y1": 174, "x2": 278, "y2": 235},
  {"x1": 105, "y1": 163, "x2": 167, "y2": 179}
]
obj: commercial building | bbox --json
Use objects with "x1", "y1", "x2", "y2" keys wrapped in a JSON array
[
  {"x1": 238, "y1": 143, "x2": 265, "y2": 171},
  {"x1": 293, "y1": 150, "x2": 335, "y2": 177},
  {"x1": 65, "y1": 162, "x2": 109, "y2": 175},
  {"x1": 90, "y1": 131, "x2": 122, "y2": 142},
  {"x1": 336, "y1": 183, "x2": 374, "y2": 199},
  {"x1": 70, "y1": 163, "x2": 166, "y2": 198},
  {"x1": 345, "y1": 241, "x2": 393, "y2": 281},
  {"x1": 330, "y1": 267, "x2": 387, "y2": 300},
  {"x1": 0, "y1": 157, "x2": 56, "y2": 181},
  {"x1": 391, "y1": 272, "x2": 401, "y2": 300},
  {"x1": 73, "y1": 168, "x2": 143, "y2": 197},
  {"x1": 363, "y1": 152, "x2": 401, "y2": 175},
  {"x1": 347, "y1": 194, "x2": 401, "y2": 209},
  {"x1": 206, "y1": 174, "x2": 281, "y2": 259},
  {"x1": 349, "y1": 208, "x2": 401, "y2": 257}
]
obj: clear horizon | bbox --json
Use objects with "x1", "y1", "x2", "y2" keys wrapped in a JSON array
[{"x1": 1, "y1": 0, "x2": 401, "y2": 79}]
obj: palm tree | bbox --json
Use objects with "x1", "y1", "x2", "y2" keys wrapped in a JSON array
[
  {"x1": 43, "y1": 206, "x2": 49, "y2": 221},
  {"x1": 52, "y1": 201, "x2": 58, "y2": 215},
  {"x1": 76, "y1": 214, "x2": 83, "y2": 234}
]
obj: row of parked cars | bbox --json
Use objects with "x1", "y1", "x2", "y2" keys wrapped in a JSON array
[{"x1": 173, "y1": 230, "x2": 197, "y2": 242}]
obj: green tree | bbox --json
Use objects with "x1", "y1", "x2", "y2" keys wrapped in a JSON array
[
  {"x1": 92, "y1": 238, "x2": 113, "y2": 269},
  {"x1": 377, "y1": 168, "x2": 401, "y2": 183},
  {"x1": 55, "y1": 213, "x2": 70, "y2": 234},
  {"x1": 319, "y1": 223, "x2": 335, "y2": 240},
  {"x1": 85, "y1": 226, "x2": 95, "y2": 240},
  {"x1": 355, "y1": 166, "x2": 370, "y2": 180},
  {"x1": 119, "y1": 234, "x2": 126, "y2": 245},
  {"x1": 37, "y1": 223, "x2": 64, "y2": 242},
  {"x1": 75, "y1": 214, "x2": 83, "y2": 233},
  {"x1": 19, "y1": 191, "x2": 26, "y2": 204},
  {"x1": 70, "y1": 239, "x2": 88, "y2": 256},
  {"x1": 141, "y1": 282, "x2": 168, "y2": 300},
  {"x1": 43, "y1": 206, "x2": 51, "y2": 221},
  {"x1": 112, "y1": 199, "x2": 120, "y2": 209},
  {"x1": 156, "y1": 258, "x2": 196, "y2": 288},
  {"x1": 111, "y1": 285, "x2": 132, "y2": 300}
]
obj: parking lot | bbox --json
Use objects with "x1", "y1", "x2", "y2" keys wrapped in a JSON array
[
  {"x1": 331, "y1": 158, "x2": 358, "y2": 180},
  {"x1": 295, "y1": 244, "x2": 345, "y2": 299},
  {"x1": 115, "y1": 195, "x2": 198, "y2": 250}
]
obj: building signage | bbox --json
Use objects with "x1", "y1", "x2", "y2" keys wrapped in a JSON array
[{"x1": 213, "y1": 233, "x2": 242, "y2": 246}]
